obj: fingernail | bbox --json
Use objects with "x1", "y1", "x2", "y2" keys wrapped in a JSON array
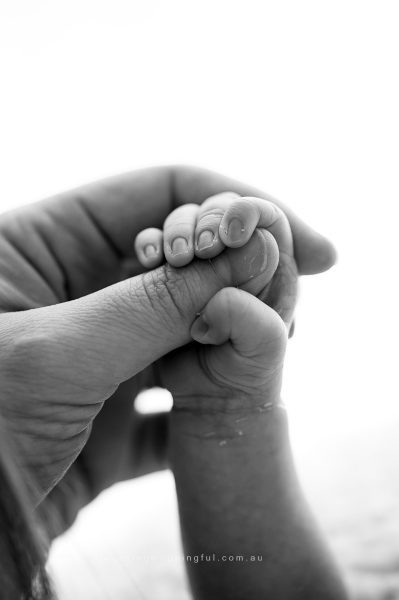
[
  {"x1": 171, "y1": 237, "x2": 188, "y2": 255},
  {"x1": 144, "y1": 244, "x2": 157, "y2": 258},
  {"x1": 197, "y1": 230, "x2": 215, "y2": 252},
  {"x1": 226, "y1": 218, "x2": 245, "y2": 243},
  {"x1": 191, "y1": 313, "x2": 209, "y2": 341},
  {"x1": 247, "y1": 230, "x2": 269, "y2": 276},
  {"x1": 289, "y1": 320, "x2": 295, "y2": 338}
]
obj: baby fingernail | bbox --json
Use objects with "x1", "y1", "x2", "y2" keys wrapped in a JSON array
[
  {"x1": 191, "y1": 313, "x2": 209, "y2": 341},
  {"x1": 171, "y1": 237, "x2": 188, "y2": 255},
  {"x1": 226, "y1": 218, "x2": 245, "y2": 243},
  {"x1": 144, "y1": 244, "x2": 157, "y2": 258},
  {"x1": 197, "y1": 230, "x2": 215, "y2": 251}
]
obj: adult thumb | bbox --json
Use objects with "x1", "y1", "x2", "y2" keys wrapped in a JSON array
[{"x1": 17, "y1": 229, "x2": 278, "y2": 392}]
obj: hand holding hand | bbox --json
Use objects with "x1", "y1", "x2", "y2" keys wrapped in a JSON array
[{"x1": 0, "y1": 166, "x2": 335, "y2": 534}]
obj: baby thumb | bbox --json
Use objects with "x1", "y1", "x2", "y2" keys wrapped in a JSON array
[{"x1": 191, "y1": 287, "x2": 287, "y2": 397}]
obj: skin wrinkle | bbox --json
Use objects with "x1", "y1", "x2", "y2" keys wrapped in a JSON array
[
  {"x1": 21, "y1": 443, "x2": 87, "y2": 468},
  {"x1": 3, "y1": 406, "x2": 98, "y2": 441},
  {"x1": 0, "y1": 325, "x2": 118, "y2": 402},
  {"x1": 40, "y1": 201, "x2": 119, "y2": 299},
  {"x1": 265, "y1": 251, "x2": 298, "y2": 327},
  {"x1": 1, "y1": 400, "x2": 102, "y2": 425},
  {"x1": 38, "y1": 459, "x2": 93, "y2": 540},
  {"x1": 171, "y1": 400, "x2": 286, "y2": 441},
  {"x1": 0, "y1": 277, "x2": 43, "y2": 312},
  {"x1": 32, "y1": 214, "x2": 71, "y2": 301},
  {"x1": 142, "y1": 261, "x2": 208, "y2": 327},
  {"x1": 207, "y1": 257, "x2": 230, "y2": 287},
  {"x1": 172, "y1": 426, "x2": 246, "y2": 443},
  {"x1": 126, "y1": 275, "x2": 158, "y2": 319},
  {"x1": 12, "y1": 430, "x2": 91, "y2": 479},
  {"x1": 0, "y1": 236, "x2": 57, "y2": 310},
  {"x1": 197, "y1": 343, "x2": 279, "y2": 407},
  {"x1": 29, "y1": 224, "x2": 68, "y2": 302},
  {"x1": 99, "y1": 278, "x2": 144, "y2": 334},
  {"x1": 247, "y1": 252, "x2": 263, "y2": 280},
  {"x1": 161, "y1": 267, "x2": 193, "y2": 321},
  {"x1": 140, "y1": 267, "x2": 185, "y2": 323},
  {"x1": 199, "y1": 339, "x2": 284, "y2": 399},
  {"x1": 124, "y1": 267, "x2": 194, "y2": 359},
  {"x1": 197, "y1": 207, "x2": 226, "y2": 222},
  {"x1": 0, "y1": 234, "x2": 56, "y2": 304},
  {"x1": 76, "y1": 196, "x2": 125, "y2": 261}
]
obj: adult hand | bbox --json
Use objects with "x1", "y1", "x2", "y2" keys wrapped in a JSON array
[{"x1": 0, "y1": 166, "x2": 335, "y2": 535}]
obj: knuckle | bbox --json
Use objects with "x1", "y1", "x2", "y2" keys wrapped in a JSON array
[
  {"x1": 139, "y1": 265, "x2": 195, "y2": 325},
  {"x1": 196, "y1": 208, "x2": 225, "y2": 229},
  {"x1": 164, "y1": 204, "x2": 198, "y2": 226},
  {"x1": 0, "y1": 321, "x2": 55, "y2": 378},
  {"x1": 217, "y1": 286, "x2": 236, "y2": 308},
  {"x1": 164, "y1": 221, "x2": 194, "y2": 237}
]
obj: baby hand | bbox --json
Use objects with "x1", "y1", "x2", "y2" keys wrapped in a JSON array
[
  {"x1": 134, "y1": 192, "x2": 298, "y2": 329},
  {"x1": 163, "y1": 286, "x2": 287, "y2": 410}
]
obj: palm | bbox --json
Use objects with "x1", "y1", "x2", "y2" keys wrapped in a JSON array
[{"x1": 0, "y1": 199, "x2": 152, "y2": 526}]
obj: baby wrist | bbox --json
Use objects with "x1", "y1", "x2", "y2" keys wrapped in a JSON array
[{"x1": 170, "y1": 393, "x2": 287, "y2": 443}]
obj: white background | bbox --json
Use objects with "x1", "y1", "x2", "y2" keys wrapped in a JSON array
[{"x1": 1, "y1": 1, "x2": 398, "y2": 597}]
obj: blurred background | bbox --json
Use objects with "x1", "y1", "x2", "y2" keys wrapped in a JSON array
[{"x1": 1, "y1": 1, "x2": 398, "y2": 598}]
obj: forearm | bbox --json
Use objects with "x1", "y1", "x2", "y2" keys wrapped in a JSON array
[{"x1": 170, "y1": 400, "x2": 348, "y2": 600}]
